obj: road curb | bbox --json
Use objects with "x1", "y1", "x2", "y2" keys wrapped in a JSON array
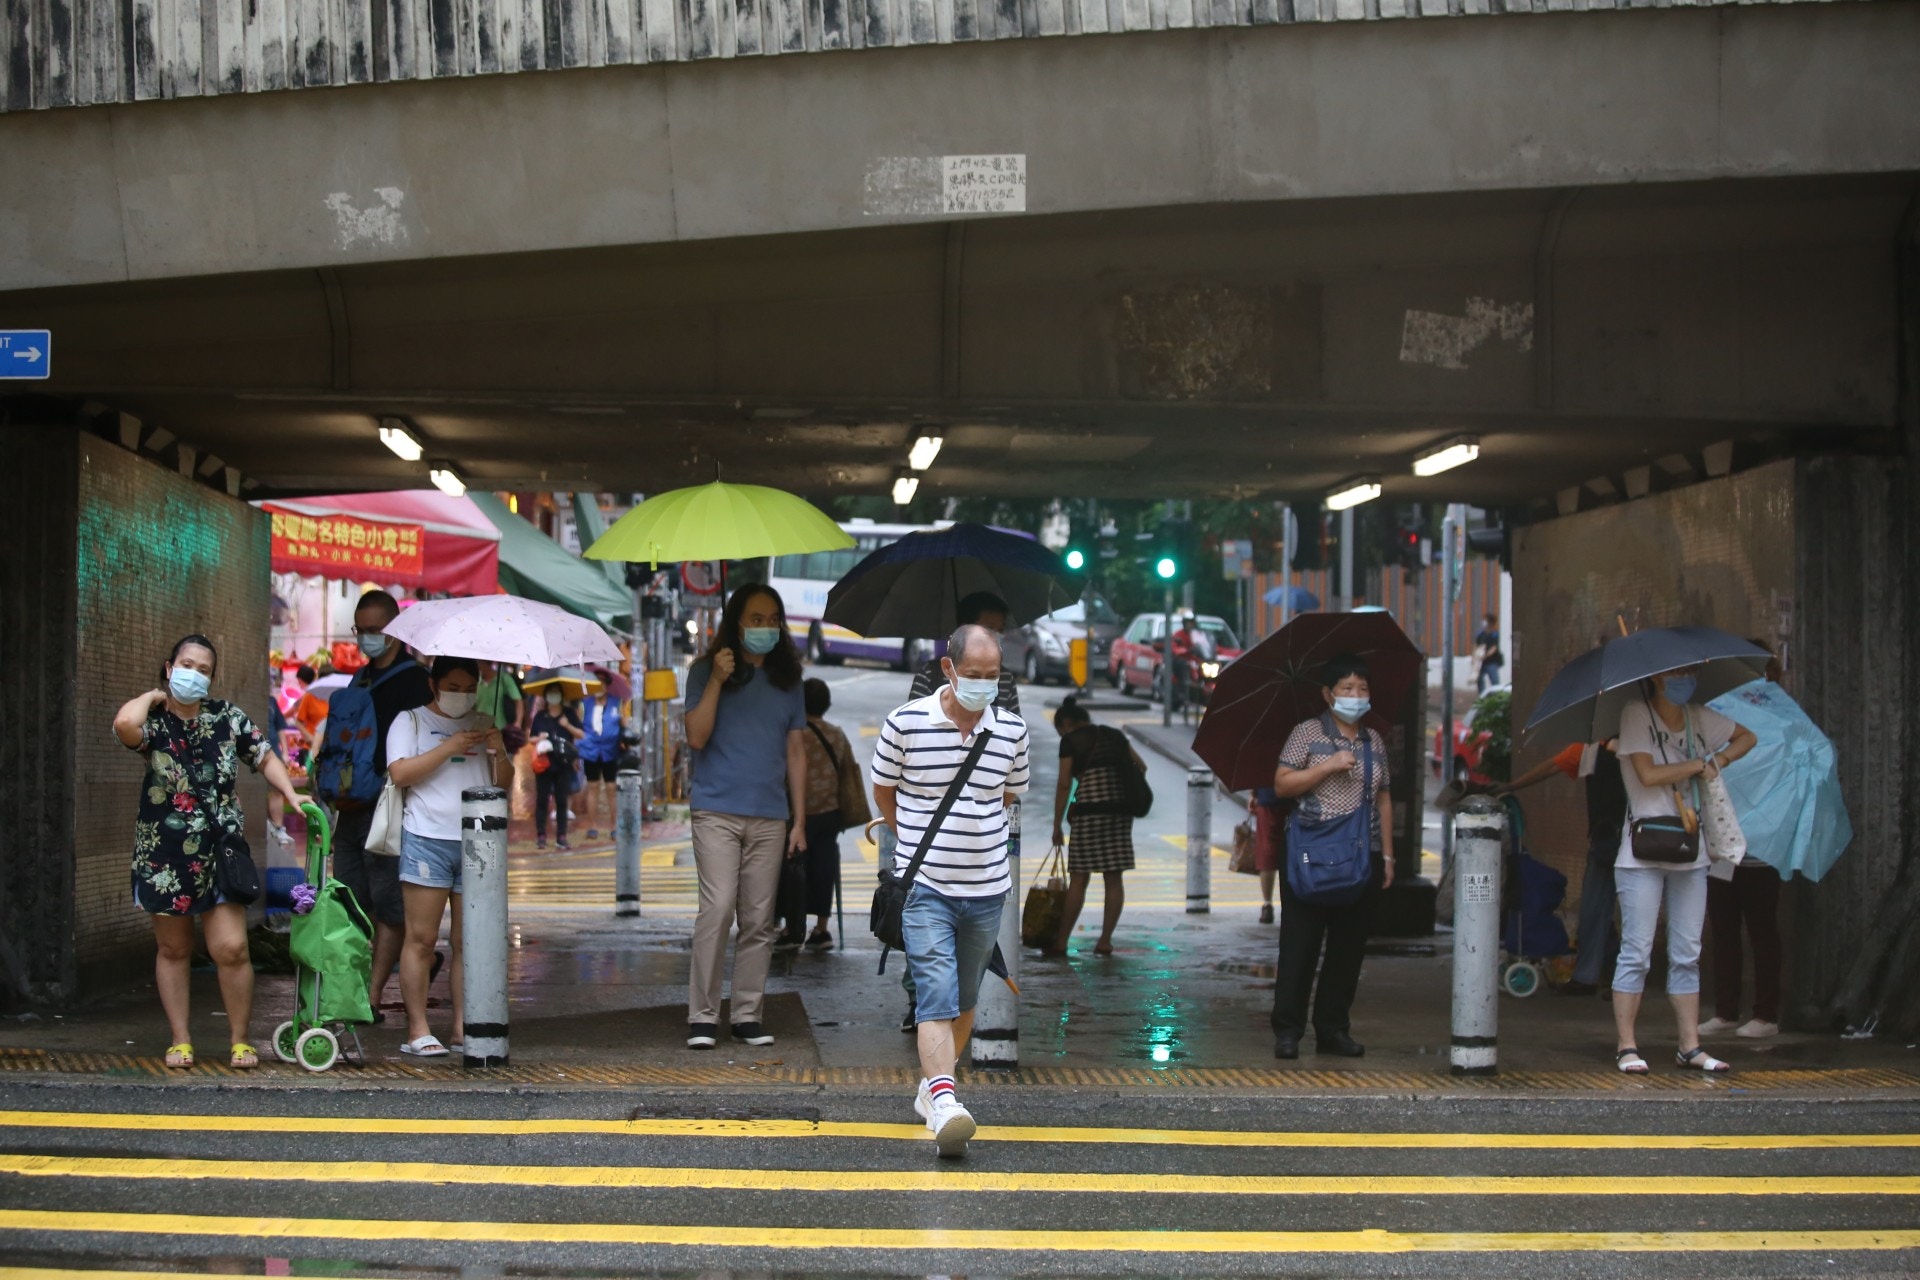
[{"x1": 1122, "y1": 724, "x2": 1249, "y2": 809}]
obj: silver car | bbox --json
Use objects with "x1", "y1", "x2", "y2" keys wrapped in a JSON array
[{"x1": 1004, "y1": 597, "x2": 1126, "y2": 686}]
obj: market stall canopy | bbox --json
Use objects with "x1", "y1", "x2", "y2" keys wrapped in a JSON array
[
  {"x1": 470, "y1": 493, "x2": 632, "y2": 629},
  {"x1": 259, "y1": 490, "x2": 500, "y2": 595}
]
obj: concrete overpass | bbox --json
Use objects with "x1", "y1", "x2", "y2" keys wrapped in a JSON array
[{"x1": 1, "y1": 2, "x2": 1917, "y2": 503}]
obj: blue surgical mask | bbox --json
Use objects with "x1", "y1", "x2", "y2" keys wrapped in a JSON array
[
  {"x1": 742, "y1": 627, "x2": 781, "y2": 656},
  {"x1": 168, "y1": 666, "x2": 211, "y2": 704},
  {"x1": 1331, "y1": 695, "x2": 1370, "y2": 724},
  {"x1": 357, "y1": 632, "x2": 389, "y2": 660},
  {"x1": 952, "y1": 675, "x2": 998, "y2": 712},
  {"x1": 1664, "y1": 675, "x2": 1697, "y2": 705}
]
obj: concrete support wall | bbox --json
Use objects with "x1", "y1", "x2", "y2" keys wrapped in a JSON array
[{"x1": 0, "y1": 427, "x2": 270, "y2": 1002}]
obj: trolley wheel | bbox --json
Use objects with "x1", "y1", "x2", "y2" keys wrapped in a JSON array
[
  {"x1": 272, "y1": 1020, "x2": 300, "y2": 1064},
  {"x1": 295, "y1": 1027, "x2": 340, "y2": 1073},
  {"x1": 1501, "y1": 960, "x2": 1543, "y2": 999}
]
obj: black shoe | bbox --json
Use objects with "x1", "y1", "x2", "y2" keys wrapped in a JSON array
[
  {"x1": 806, "y1": 929, "x2": 834, "y2": 951},
  {"x1": 1273, "y1": 1035, "x2": 1300, "y2": 1060},
  {"x1": 686, "y1": 1023, "x2": 718, "y2": 1049},
  {"x1": 900, "y1": 1002, "x2": 917, "y2": 1033},
  {"x1": 1316, "y1": 1030, "x2": 1366, "y2": 1057},
  {"x1": 773, "y1": 932, "x2": 804, "y2": 953},
  {"x1": 1559, "y1": 980, "x2": 1599, "y2": 997},
  {"x1": 1259, "y1": 903, "x2": 1275, "y2": 925},
  {"x1": 732, "y1": 1022, "x2": 775, "y2": 1047}
]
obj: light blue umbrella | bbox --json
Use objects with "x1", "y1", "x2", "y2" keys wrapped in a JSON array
[{"x1": 1707, "y1": 679, "x2": 1852, "y2": 882}]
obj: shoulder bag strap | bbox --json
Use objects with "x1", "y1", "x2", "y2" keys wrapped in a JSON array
[
  {"x1": 806, "y1": 721, "x2": 843, "y2": 778},
  {"x1": 895, "y1": 730, "x2": 993, "y2": 891}
]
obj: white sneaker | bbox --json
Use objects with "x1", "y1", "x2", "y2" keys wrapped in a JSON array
[
  {"x1": 1736, "y1": 1019, "x2": 1780, "y2": 1039},
  {"x1": 925, "y1": 1095, "x2": 976, "y2": 1158},
  {"x1": 1696, "y1": 1017, "x2": 1740, "y2": 1036},
  {"x1": 913, "y1": 1079, "x2": 932, "y2": 1125}
]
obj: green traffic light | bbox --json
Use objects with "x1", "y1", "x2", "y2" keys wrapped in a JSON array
[
  {"x1": 1065, "y1": 548, "x2": 1087, "y2": 571},
  {"x1": 1155, "y1": 556, "x2": 1178, "y2": 580}
]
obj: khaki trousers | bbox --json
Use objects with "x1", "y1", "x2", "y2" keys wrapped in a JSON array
[{"x1": 688, "y1": 810, "x2": 787, "y2": 1025}]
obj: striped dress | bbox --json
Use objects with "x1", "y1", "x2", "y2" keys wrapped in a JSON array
[{"x1": 1062, "y1": 725, "x2": 1137, "y2": 876}]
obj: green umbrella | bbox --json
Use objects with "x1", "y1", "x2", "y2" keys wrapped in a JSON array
[{"x1": 584, "y1": 479, "x2": 853, "y2": 568}]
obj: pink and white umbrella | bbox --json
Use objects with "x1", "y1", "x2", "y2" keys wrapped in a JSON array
[{"x1": 382, "y1": 595, "x2": 623, "y2": 668}]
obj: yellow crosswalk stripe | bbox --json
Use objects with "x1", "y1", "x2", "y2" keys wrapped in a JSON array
[
  {"x1": 0, "y1": 1210, "x2": 1915, "y2": 1254},
  {"x1": 1, "y1": 1110, "x2": 1913, "y2": 1149},
  {"x1": 3, "y1": 1154, "x2": 1914, "y2": 1198}
]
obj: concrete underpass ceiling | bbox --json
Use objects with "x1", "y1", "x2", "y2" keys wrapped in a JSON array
[{"x1": 4, "y1": 174, "x2": 1912, "y2": 506}]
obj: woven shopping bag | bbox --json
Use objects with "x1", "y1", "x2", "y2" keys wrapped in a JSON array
[{"x1": 1021, "y1": 844, "x2": 1069, "y2": 948}]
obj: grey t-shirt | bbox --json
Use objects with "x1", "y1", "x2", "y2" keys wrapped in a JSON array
[{"x1": 684, "y1": 659, "x2": 806, "y2": 820}]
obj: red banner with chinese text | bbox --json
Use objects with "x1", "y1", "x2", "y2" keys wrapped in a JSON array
[{"x1": 268, "y1": 508, "x2": 427, "y2": 584}]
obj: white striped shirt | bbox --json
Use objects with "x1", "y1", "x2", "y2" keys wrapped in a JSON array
[{"x1": 871, "y1": 693, "x2": 1030, "y2": 899}]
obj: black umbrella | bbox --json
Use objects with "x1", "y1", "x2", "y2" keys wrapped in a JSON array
[
  {"x1": 1523, "y1": 627, "x2": 1771, "y2": 746},
  {"x1": 823, "y1": 523, "x2": 1076, "y2": 639}
]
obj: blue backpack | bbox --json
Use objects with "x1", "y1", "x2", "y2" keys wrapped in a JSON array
[
  {"x1": 314, "y1": 659, "x2": 417, "y2": 806},
  {"x1": 1283, "y1": 716, "x2": 1377, "y2": 907}
]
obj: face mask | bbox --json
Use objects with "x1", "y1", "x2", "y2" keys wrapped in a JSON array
[
  {"x1": 357, "y1": 632, "x2": 388, "y2": 660},
  {"x1": 742, "y1": 627, "x2": 781, "y2": 655},
  {"x1": 438, "y1": 690, "x2": 476, "y2": 718},
  {"x1": 1663, "y1": 675, "x2": 1697, "y2": 705},
  {"x1": 1331, "y1": 695, "x2": 1370, "y2": 724},
  {"x1": 952, "y1": 675, "x2": 998, "y2": 712},
  {"x1": 546, "y1": 691, "x2": 564, "y2": 707},
  {"x1": 168, "y1": 666, "x2": 211, "y2": 704}
]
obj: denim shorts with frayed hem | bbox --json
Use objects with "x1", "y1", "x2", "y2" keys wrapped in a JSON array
[
  {"x1": 902, "y1": 881, "x2": 1006, "y2": 1024},
  {"x1": 399, "y1": 829, "x2": 464, "y2": 894}
]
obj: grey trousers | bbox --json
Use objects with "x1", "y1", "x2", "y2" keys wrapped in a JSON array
[{"x1": 688, "y1": 810, "x2": 787, "y2": 1026}]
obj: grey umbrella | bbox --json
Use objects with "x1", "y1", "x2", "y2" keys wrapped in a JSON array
[{"x1": 1523, "y1": 626, "x2": 1772, "y2": 746}]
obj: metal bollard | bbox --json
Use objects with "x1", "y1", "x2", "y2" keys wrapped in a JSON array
[
  {"x1": 1450, "y1": 795, "x2": 1506, "y2": 1075},
  {"x1": 972, "y1": 801, "x2": 1021, "y2": 1067},
  {"x1": 460, "y1": 785, "x2": 511, "y2": 1068},
  {"x1": 614, "y1": 768, "x2": 643, "y2": 918},
  {"x1": 1185, "y1": 767, "x2": 1212, "y2": 914}
]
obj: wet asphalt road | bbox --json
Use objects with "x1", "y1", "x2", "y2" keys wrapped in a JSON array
[{"x1": 1, "y1": 1080, "x2": 1917, "y2": 1278}]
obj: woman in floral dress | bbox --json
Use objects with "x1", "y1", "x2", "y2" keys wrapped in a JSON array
[{"x1": 113, "y1": 634, "x2": 305, "y2": 1070}]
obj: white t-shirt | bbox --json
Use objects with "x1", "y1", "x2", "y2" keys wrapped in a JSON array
[
  {"x1": 1615, "y1": 699, "x2": 1737, "y2": 872},
  {"x1": 870, "y1": 694, "x2": 1031, "y2": 899},
  {"x1": 385, "y1": 705, "x2": 495, "y2": 840}
]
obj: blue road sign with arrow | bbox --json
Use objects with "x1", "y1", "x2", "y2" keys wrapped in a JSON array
[{"x1": 0, "y1": 330, "x2": 50, "y2": 379}]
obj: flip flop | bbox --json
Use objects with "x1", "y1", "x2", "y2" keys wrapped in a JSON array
[
  {"x1": 229, "y1": 1043, "x2": 258, "y2": 1069},
  {"x1": 164, "y1": 1043, "x2": 194, "y2": 1069},
  {"x1": 399, "y1": 1035, "x2": 449, "y2": 1057},
  {"x1": 1615, "y1": 1047, "x2": 1649, "y2": 1074},
  {"x1": 1677, "y1": 1046, "x2": 1731, "y2": 1073}
]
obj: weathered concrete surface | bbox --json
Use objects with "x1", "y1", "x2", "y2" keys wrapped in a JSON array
[{"x1": 1, "y1": 4, "x2": 1917, "y2": 291}]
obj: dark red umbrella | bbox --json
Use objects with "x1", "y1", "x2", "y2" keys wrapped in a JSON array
[{"x1": 1193, "y1": 611, "x2": 1425, "y2": 792}]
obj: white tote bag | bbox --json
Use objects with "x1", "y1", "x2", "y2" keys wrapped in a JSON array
[
  {"x1": 365, "y1": 710, "x2": 412, "y2": 857},
  {"x1": 1701, "y1": 772, "x2": 1747, "y2": 867}
]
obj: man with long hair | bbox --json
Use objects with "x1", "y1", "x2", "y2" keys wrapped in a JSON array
[{"x1": 682, "y1": 583, "x2": 808, "y2": 1050}]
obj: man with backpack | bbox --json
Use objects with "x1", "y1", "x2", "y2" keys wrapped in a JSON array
[{"x1": 314, "y1": 590, "x2": 433, "y2": 1018}]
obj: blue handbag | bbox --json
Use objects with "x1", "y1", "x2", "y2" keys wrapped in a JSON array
[{"x1": 1283, "y1": 715, "x2": 1377, "y2": 907}]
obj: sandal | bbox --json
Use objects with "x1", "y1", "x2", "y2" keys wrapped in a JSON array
[
  {"x1": 1092, "y1": 942, "x2": 1115, "y2": 956},
  {"x1": 164, "y1": 1043, "x2": 194, "y2": 1069},
  {"x1": 1615, "y1": 1047, "x2": 1649, "y2": 1074},
  {"x1": 399, "y1": 1035, "x2": 449, "y2": 1057},
  {"x1": 1677, "y1": 1046, "x2": 1731, "y2": 1073},
  {"x1": 229, "y1": 1043, "x2": 258, "y2": 1069}
]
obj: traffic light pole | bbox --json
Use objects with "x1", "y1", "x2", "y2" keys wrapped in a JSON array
[{"x1": 1161, "y1": 586, "x2": 1175, "y2": 727}]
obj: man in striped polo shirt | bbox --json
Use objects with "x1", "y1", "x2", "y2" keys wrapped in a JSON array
[{"x1": 871, "y1": 623, "x2": 1031, "y2": 1156}]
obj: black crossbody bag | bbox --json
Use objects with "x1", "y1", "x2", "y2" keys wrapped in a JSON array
[
  {"x1": 192, "y1": 762, "x2": 261, "y2": 906},
  {"x1": 870, "y1": 730, "x2": 993, "y2": 973},
  {"x1": 1627, "y1": 697, "x2": 1700, "y2": 865}
]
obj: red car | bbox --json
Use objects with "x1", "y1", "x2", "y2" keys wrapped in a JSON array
[{"x1": 1109, "y1": 612, "x2": 1242, "y2": 697}]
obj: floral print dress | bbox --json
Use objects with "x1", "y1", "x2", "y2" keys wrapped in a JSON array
[{"x1": 128, "y1": 699, "x2": 271, "y2": 916}]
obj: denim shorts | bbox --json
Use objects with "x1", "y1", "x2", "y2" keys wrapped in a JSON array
[
  {"x1": 901, "y1": 881, "x2": 1007, "y2": 1024},
  {"x1": 399, "y1": 830, "x2": 464, "y2": 894}
]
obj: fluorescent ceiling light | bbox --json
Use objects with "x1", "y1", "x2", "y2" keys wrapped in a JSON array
[
  {"x1": 1413, "y1": 435, "x2": 1482, "y2": 478},
  {"x1": 378, "y1": 419, "x2": 424, "y2": 462},
  {"x1": 1325, "y1": 477, "x2": 1383, "y2": 511},
  {"x1": 429, "y1": 465, "x2": 467, "y2": 498},
  {"x1": 892, "y1": 474, "x2": 920, "y2": 505},
  {"x1": 908, "y1": 434, "x2": 944, "y2": 471}
]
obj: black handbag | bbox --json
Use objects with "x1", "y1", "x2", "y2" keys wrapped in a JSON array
[
  {"x1": 193, "y1": 766, "x2": 261, "y2": 906},
  {"x1": 1628, "y1": 698, "x2": 1700, "y2": 865},
  {"x1": 870, "y1": 730, "x2": 993, "y2": 972}
]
